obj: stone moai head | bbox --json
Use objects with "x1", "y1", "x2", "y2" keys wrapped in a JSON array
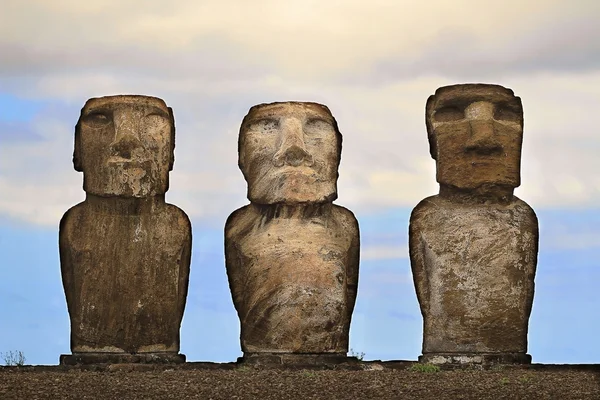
[
  {"x1": 74, "y1": 95, "x2": 175, "y2": 197},
  {"x1": 425, "y1": 84, "x2": 523, "y2": 192},
  {"x1": 238, "y1": 102, "x2": 342, "y2": 204}
]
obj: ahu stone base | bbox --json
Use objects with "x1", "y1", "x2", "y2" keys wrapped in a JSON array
[
  {"x1": 419, "y1": 352, "x2": 531, "y2": 365},
  {"x1": 60, "y1": 352, "x2": 186, "y2": 365},
  {"x1": 240, "y1": 353, "x2": 357, "y2": 366}
]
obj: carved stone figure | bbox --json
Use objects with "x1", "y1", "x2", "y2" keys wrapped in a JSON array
[
  {"x1": 225, "y1": 102, "x2": 359, "y2": 364},
  {"x1": 59, "y1": 95, "x2": 191, "y2": 364},
  {"x1": 409, "y1": 84, "x2": 538, "y2": 364}
]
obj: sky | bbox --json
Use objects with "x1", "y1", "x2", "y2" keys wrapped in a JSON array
[{"x1": 0, "y1": 0, "x2": 599, "y2": 365}]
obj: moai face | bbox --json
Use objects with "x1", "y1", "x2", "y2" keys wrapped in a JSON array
[
  {"x1": 74, "y1": 95, "x2": 175, "y2": 197},
  {"x1": 238, "y1": 102, "x2": 341, "y2": 204},
  {"x1": 426, "y1": 84, "x2": 523, "y2": 191}
]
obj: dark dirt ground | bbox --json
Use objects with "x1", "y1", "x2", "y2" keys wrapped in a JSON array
[{"x1": 1, "y1": 362, "x2": 599, "y2": 400}]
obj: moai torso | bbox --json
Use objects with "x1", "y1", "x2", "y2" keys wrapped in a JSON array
[
  {"x1": 226, "y1": 102, "x2": 359, "y2": 356},
  {"x1": 59, "y1": 96, "x2": 191, "y2": 356},
  {"x1": 409, "y1": 84, "x2": 538, "y2": 363},
  {"x1": 60, "y1": 199, "x2": 190, "y2": 353},
  {"x1": 410, "y1": 196, "x2": 537, "y2": 354},
  {"x1": 226, "y1": 203, "x2": 358, "y2": 353}
]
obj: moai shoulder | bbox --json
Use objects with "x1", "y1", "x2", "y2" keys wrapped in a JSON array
[
  {"x1": 226, "y1": 202, "x2": 358, "y2": 245},
  {"x1": 225, "y1": 102, "x2": 359, "y2": 364},
  {"x1": 59, "y1": 95, "x2": 191, "y2": 365},
  {"x1": 409, "y1": 84, "x2": 538, "y2": 365}
]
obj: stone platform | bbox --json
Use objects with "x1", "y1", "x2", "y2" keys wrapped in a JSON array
[
  {"x1": 60, "y1": 352, "x2": 186, "y2": 365},
  {"x1": 419, "y1": 352, "x2": 532, "y2": 365},
  {"x1": 239, "y1": 353, "x2": 358, "y2": 367}
]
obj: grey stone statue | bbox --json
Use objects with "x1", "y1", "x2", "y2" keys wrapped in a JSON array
[
  {"x1": 225, "y1": 102, "x2": 360, "y2": 364},
  {"x1": 59, "y1": 95, "x2": 191, "y2": 364},
  {"x1": 409, "y1": 84, "x2": 538, "y2": 365}
]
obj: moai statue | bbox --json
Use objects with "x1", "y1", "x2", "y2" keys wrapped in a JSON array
[
  {"x1": 59, "y1": 95, "x2": 191, "y2": 365},
  {"x1": 225, "y1": 102, "x2": 360, "y2": 364},
  {"x1": 409, "y1": 84, "x2": 538, "y2": 365}
]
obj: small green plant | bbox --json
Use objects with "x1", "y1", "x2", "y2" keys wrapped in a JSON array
[
  {"x1": 302, "y1": 370, "x2": 316, "y2": 378},
  {"x1": 1, "y1": 351, "x2": 26, "y2": 366},
  {"x1": 348, "y1": 348, "x2": 365, "y2": 361},
  {"x1": 519, "y1": 375, "x2": 531, "y2": 383},
  {"x1": 409, "y1": 363, "x2": 440, "y2": 373},
  {"x1": 236, "y1": 365, "x2": 251, "y2": 372},
  {"x1": 499, "y1": 377, "x2": 510, "y2": 385}
]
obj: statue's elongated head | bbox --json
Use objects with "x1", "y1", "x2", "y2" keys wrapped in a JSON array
[
  {"x1": 426, "y1": 84, "x2": 523, "y2": 191},
  {"x1": 238, "y1": 102, "x2": 342, "y2": 204},
  {"x1": 74, "y1": 95, "x2": 175, "y2": 197}
]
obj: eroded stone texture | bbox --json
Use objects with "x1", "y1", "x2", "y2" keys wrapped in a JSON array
[
  {"x1": 59, "y1": 95, "x2": 191, "y2": 364},
  {"x1": 226, "y1": 102, "x2": 359, "y2": 359},
  {"x1": 409, "y1": 84, "x2": 538, "y2": 365}
]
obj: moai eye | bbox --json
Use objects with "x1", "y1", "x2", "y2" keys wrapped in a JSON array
[
  {"x1": 494, "y1": 104, "x2": 521, "y2": 122},
  {"x1": 304, "y1": 117, "x2": 334, "y2": 135},
  {"x1": 144, "y1": 112, "x2": 169, "y2": 127},
  {"x1": 247, "y1": 118, "x2": 279, "y2": 134},
  {"x1": 433, "y1": 106, "x2": 465, "y2": 122},
  {"x1": 83, "y1": 111, "x2": 112, "y2": 127}
]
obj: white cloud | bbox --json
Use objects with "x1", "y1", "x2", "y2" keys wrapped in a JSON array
[
  {"x1": 361, "y1": 245, "x2": 409, "y2": 261},
  {"x1": 2, "y1": 0, "x2": 598, "y2": 81},
  {"x1": 1, "y1": 1, "x2": 600, "y2": 226}
]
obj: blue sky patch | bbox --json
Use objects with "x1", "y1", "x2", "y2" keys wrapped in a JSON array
[{"x1": 0, "y1": 92, "x2": 47, "y2": 123}]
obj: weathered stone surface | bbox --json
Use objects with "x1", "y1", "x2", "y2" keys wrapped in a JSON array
[
  {"x1": 238, "y1": 102, "x2": 341, "y2": 204},
  {"x1": 418, "y1": 352, "x2": 531, "y2": 365},
  {"x1": 409, "y1": 84, "x2": 538, "y2": 364},
  {"x1": 59, "y1": 95, "x2": 191, "y2": 363},
  {"x1": 73, "y1": 95, "x2": 175, "y2": 197},
  {"x1": 240, "y1": 352, "x2": 356, "y2": 366},
  {"x1": 226, "y1": 102, "x2": 359, "y2": 356},
  {"x1": 60, "y1": 352, "x2": 186, "y2": 366}
]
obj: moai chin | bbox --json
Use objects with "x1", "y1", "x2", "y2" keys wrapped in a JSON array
[
  {"x1": 409, "y1": 84, "x2": 538, "y2": 365},
  {"x1": 59, "y1": 95, "x2": 192, "y2": 365},
  {"x1": 225, "y1": 102, "x2": 360, "y2": 364}
]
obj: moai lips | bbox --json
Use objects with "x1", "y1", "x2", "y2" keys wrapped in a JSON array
[
  {"x1": 59, "y1": 95, "x2": 191, "y2": 365},
  {"x1": 226, "y1": 102, "x2": 360, "y2": 364},
  {"x1": 409, "y1": 84, "x2": 539, "y2": 365}
]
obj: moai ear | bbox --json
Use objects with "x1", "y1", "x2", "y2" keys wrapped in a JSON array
[
  {"x1": 168, "y1": 107, "x2": 175, "y2": 171},
  {"x1": 237, "y1": 123, "x2": 246, "y2": 175},
  {"x1": 238, "y1": 148, "x2": 245, "y2": 172},
  {"x1": 330, "y1": 117, "x2": 343, "y2": 170},
  {"x1": 238, "y1": 108, "x2": 259, "y2": 177},
  {"x1": 73, "y1": 120, "x2": 83, "y2": 171},
  {"x1": 425, "y1": 94, "x2": 437, "y2": 160}
]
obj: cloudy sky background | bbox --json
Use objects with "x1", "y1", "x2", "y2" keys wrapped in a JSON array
[{"x1": 1, "y1": 0, "x2": 599, "y2": 364}]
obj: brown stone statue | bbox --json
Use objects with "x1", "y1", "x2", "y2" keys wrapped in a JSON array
[
  {"x1": 59, "y1": 95, "x2": 191, "y2": 364},
  {"x1": 409, "y1": 84, "x2": 538, "y2": 365},
  {"x1": 225, "y1": 102, "x2": 360, "y2": 364}
]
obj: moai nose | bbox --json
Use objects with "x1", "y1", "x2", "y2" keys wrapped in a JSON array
[
  {"x1": 111, "y1": 135, "x2": 141, "y2": 159},
  {"x1": 111, "y1": 112, "x2": 142, "y2": 159},
  {"x1": 465, "y1": 120, "x2": 502, "y2": 155},
  {"x1": 273, "y1": 119, "x2": 314, "y2": 167},
  {"x1": 464, "y1": 102, "x2": 503, "y2": 155}
]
